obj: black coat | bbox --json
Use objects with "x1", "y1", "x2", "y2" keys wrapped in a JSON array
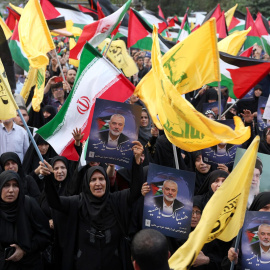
[
  {"x1": 153, "y1": 196, "x2": 184, "y2": 214},
  {"x1": 99, "y1": 130, "x2": 130, "y2": 146}
]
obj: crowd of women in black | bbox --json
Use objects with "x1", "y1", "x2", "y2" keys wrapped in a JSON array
[{"x1": 1, "y1": 43, "x2": 270, "y2": 270}]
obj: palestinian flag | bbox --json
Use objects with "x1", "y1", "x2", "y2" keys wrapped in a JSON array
[
  {"x1": 48, "y1": 0, "x2": 94, "y2": 29},
  {"x1": 97, "y1": 115, "x2": 111, "y2": 130},
  {"x1": 210, "y1": 52, "x2": 270, "y2": 99},
  {"x1": 255, "y1": 12, "x2": 270, "y2": 55},
  {"x1": 70, "y1": 0, "x2": 131, "y2": 61},
  {"x1": 246, "y1": 227, "x2": 259, "y2": 243},
  {"x1": 151, "y1": 181, "x2": 164, "y2": 196},
  {"x1": 216, "y1": 11, "x2": 228, "y2": 39},
  {"x1": 240, "y1": 46, "x2": 253, "y2": 57},
  {"x1": 157, "y1": 5, "x2": 165, "y2": 19},
  {"x1": 37, "y1": 43, "x2": 134, "y2": 161},
  {"x1": 9, "y1": 23, "x2": 30, "y2": 72},
  {"x1": 78, "y1": 4, "x2": 98, "y2": 20},
  {"x1": 202, "y1": 4, "x2": 222, "y2": 24},
  {"x1": 5, "y1": 7, "x2": 20, "y2": 31},
  {"x1": 127, "y1": 8, "x2": 174, "y2": 53},
  {"x1": 228, "y1": 10, "x2": 245, "y2": 33},
  {"x1": 177, "y1": 8, "x2": 190, "y2": 42}
]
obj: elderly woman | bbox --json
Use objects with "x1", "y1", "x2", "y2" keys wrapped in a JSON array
[
  {"x1": 0, "y1": 171, "x2": 50, "y2": 269},
  {"x1": 40, "y1": 141, "x2": 144, "y2": 270},
  {"x1": 0, "y1": 152, "x2": 40, "y2": 201}
]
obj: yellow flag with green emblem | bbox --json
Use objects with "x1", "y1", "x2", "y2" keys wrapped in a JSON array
[
  {"x1": 141, "y1": 25, "x2": 250, "y2": 151},
  {"x1": 169, "y1": 136, "x2": 260, "y2": 270}
]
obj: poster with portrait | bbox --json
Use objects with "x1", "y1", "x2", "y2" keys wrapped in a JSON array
[
  {"x1": 201, "y1": 120, "x2": 242, "y2": 171},
  {"x1": 143, "y1": 163, "x2": 195, "y2": 239},
  {"x1": 86, "y1": 98, "x2": 141, "y2": 169},
  {"x1": 241, "y1": 211, "x2": 270, "y2": 269},
  {"x1": 257, "y1": 96, "x2": 270, "y2": 135},
  {"x1": 234, "y1": 148, "x2": 270, "y2": 208},
  {"x1": 202, "y1": 101, "x2": 225, "y2": 116}
]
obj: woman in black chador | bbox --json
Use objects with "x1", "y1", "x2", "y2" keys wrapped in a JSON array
[
  {"x1": 0, "y1": 171, "x2": 50, "y2": 270},
  {"x1": 40, "y1": 141, "x2": 144, "y2": 270}
]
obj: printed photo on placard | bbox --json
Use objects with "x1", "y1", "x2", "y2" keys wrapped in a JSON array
[
  {"x1": 202, "y1": 101, "x2": 225, "y2": 116},
  {"x1": 257, "y1": 96, "x2": 270, "y2": 135},
  {"x1": 202, "y1": 119, "x2": 241, "y2": 171},
  {"x1": 86, "y1": 98, "x2": 141, "y2": 169},
  {"x1": 143, "y1": 163, "x2": 195, "y2": 239},
  {"x1": 242, "y1": 211, "x2": 270, "y2": 269},
  {"x1": 234, "y1": 148, "x2": 270, "y2": 208}
]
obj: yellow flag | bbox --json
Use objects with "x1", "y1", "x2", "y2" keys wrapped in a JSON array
[
  {"x1": 0, "y1": 18, "x2": 12, "y2": 39},
  {"x1": 218, "y1": 27, "x2": 251, "y2": 56},
  {"x1": 225, "y1": 4, "x2": 238, "y2": 28},
  {"x1": 9, "y1": 4, "x2": 23, "y2": 15},
  {"x1": 98, "y1": 38, "x2": 138, "y2": 77},
  {"x1": 148, "y1": 26, "x2": 250, "y2": 151},
  {"x1": 135, "y1": 18, "x2": 220, "y2": 98},
  {"x1": 190, "y1": 21, "x2": 195, "y2": 31},
  {"x1": 0, "y1": 59, "x2": 18, "y2": 120},
  {"x1": 69, "y1": 38, "x2": 80, "y2": 67},
  {"x1": 169, "y1": 136, "x2": 260, "y2": 270},
  {"x1": 32, "y1": 66, "x2": 46, "y2": 112},
  {"x1": 18, "y1": 0, "x2": 55, "y2": 69},
  {"x1": 20, "y1": 66, "x2": 38, "y2": 103}
]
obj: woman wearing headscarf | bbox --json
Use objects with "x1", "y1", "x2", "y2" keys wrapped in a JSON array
[
  {"x1": 0, "y1": 171, "x2": 50, "y2": 269},
  {"x1": 40, "y1": 141, "x2": 144, "y2": 270},
  {"x1": 258, "y1": 126, "x2": 270, "y2": 155},
  {"x1": 42, "y1": 105, "x2": 57, "y2": 125},
  {"x1": 0, "y1": 152, "x2": 40, "y2": 201},
  {"x1": 221, "y1": 192, "x2": 270, "y2": 270},
  {"x1": 138, "y1": 108, "x2": 152, "y2": 146},
  {"x1": 22, "y1": 134, "x2": 57, "y2": 192},
  {"x1": 195, "y1": 170, "x2": 229, "y2": 209}
]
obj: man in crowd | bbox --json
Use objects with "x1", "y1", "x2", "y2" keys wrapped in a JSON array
[{"x1": 131, "y1": 229, "x2": 171, "y2": 270}]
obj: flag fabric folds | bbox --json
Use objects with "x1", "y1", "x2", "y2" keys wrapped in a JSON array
[
  {"x1": 18, "y1": 0, "x2": 55, "y2": 69},
  {"x1": 140, "y1": 25, "x2": 250, "y2": 152},
  {"x1": 225, "y1": 4, "x2": 237, "y2": 28},
  {"x1": 177, "y1": 9, "x2": 190, "y2": 42},
  {"x1": 218, "y1": 27, "x2": 251, "y2": 56},
  {"x1": 70, "y1": 0, "x2": 131, "y2": 61},
  {"x1": 135, "y1": 18, "x2": 220, "y2": 117},
  {"x1": 0, "y1": 59, "x2": 18, "y2": 120},
  {"x1": 169, "y1": 136, "x2": 260, "y2": 270},
  {"x1": 228, "y1": 10, "x2": 245, "y2": 33},
  {"x1": 37, "y1": 43, "x2": 134, "y2": 160},
  {"x1": 0, "y1": 17, "x2": 12, "y2": 39},
  {"x1": 210, "y1": 52, "x2": 270, "y2": 99}
]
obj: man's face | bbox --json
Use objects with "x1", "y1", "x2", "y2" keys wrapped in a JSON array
[
  {"x1": 62, "y1": 66, "x2": 68, "y2": 77},
  {"x1": 258, "y1": 225, "x2": 270, "y2": 248},
  {"x1": 109, "y1": 116, "x2": 125, "y2": 136},
  {"x1": 162, "y1": 182, "x2": 178, "y2": 202},
  {"x1": 137, "y1": 58, "x2": 143, "y2": 68},
  {"x1": 52, "y1": 87, "x2": 64, "y2": 100},
  {"x1": 66, "y1": 70, "x2": 76, "y2": 84},
  {"x1": 252, "y1": 168, "x2": 261, "y2": 188},
  {"x1": 14, "y1": 109, "x2": 29, "y2": 127}
]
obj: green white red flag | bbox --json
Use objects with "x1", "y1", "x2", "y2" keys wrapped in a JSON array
[{"x1": 37, "y1": 43, "x2": 134, "y2": 160}]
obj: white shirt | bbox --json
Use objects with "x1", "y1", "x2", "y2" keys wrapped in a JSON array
[
  {"x1": 107, "y1": 133, "x2": 119, "y2": 148},
  {"x1": 260, "y1": 245, "x2": 270, "y2": 261},
  {"x1": 163, "y1": 198, "x2": 174, "y2": 215},
  {"x1": 217, "y1": 145, "x2": 227, "y2": 154}
]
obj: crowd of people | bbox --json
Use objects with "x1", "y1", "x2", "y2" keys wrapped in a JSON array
[{"x1": 1, "y1": 32, "x2": 270, "y2": 270}]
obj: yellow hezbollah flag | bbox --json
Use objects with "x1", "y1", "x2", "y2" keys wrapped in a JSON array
[
  {"x1": 149, "y1": 26, "x2": 250, "y2": 151},
  {"x1": 98, "y1": 38, "x2": 138, "y2": 77},
  {"x1": 169, "y1": 136, "x2": 260, "y2": 270},
  {"x1": 135, "y1": 18, "x2": 220, "y2": 98},
  {"x1": 18, "y1": 0, "x2": 55, "y2": 69},
  {"x1": 20, "y1": 66, "x2": 38, "y2": 103},
  {"x1": 0, "y1": 17, "x2": 12, "y2": 39},
  {"x1": 69, "y1": 38, "x2": 80, "y2": 67},
  {"x1": 225, "y1": 4, "x2": 238, "y2": 28},
  {"x1": 32, "y1": 66, "x2": 46, "y2": 112},
  {"x1": 218, "y1": 27, "x2": 251, "y2": 56},
  {"x1": 0, "y1": 59, "x2": 18, "y2": 120}
]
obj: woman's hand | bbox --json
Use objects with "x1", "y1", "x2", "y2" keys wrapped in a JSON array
[
  {"x1": 6, "y1": 244, "x2": 25, "y2": 262},
  {"x1": 141, "y1": 182, "x2": 150, "y2": 196},
  {"x1": 72, "y1": 128, "x2": 84, "y2": 146},
  {"x1": 228, "y1": 247, "x2": 239, "y2": 264},
  {"x1": 132, "y1": 141, "x2": 144, "y2": 165},
  {"x1": 39, "y1": 160, "x2": 54, "y2": 176},
  {"x1": 217, "y1": 163, "x2": 229, "y2": 174},
  {"x1": 49, "y1": 219, "x2": 54, "y2": 229}
]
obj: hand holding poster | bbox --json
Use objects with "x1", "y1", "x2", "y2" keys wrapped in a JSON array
[
  {"x1": 86, "y1": 99, "x2": 141, "y2": 169},
  {"x1": 143, "y1": 163, "x2": 195, "y2": 239}
]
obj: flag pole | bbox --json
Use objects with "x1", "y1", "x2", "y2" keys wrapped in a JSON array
[
  {"x1": 229, "y1": 227, "x2": 243, "y2": 270},
  {"x1": 172, "y1": 144, "x2": 179, "y2": 169},
  {"x1": 221, "y1": 99, "x2": 240, "y2": 118},
  {"x1": 54, "y1": 48, "x2": 66, "y2": 82},
  {"x1": 17, "y1": 109, "x2": 45, "y2": 179},
  {"x1": 104, "y1": 35, "x2": 115, "y2": 57},
  {"x1": 218, "y1": 81, "x2": 222, "y2": 120}
]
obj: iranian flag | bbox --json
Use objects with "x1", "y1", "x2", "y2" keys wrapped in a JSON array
[
  {"x1": 70, "y1": 0, "x2": 131, "y2": 61},
  {"x1": 177, "y1": 8, "x2": 190, "y2": 42},
  {"x1": 210, "y1": 52, "x2": 270, "y2": 99},
  {"x1": 9, "y1": 23, "x2": 30, "y2": 72},
  {"x1": 37, "y1": 43, "x2": 134, "y2": 160}
]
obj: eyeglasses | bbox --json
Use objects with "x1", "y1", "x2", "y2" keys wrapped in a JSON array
[{"x1": 192, "y1": 210, "x2": 202, "y2": 216}]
